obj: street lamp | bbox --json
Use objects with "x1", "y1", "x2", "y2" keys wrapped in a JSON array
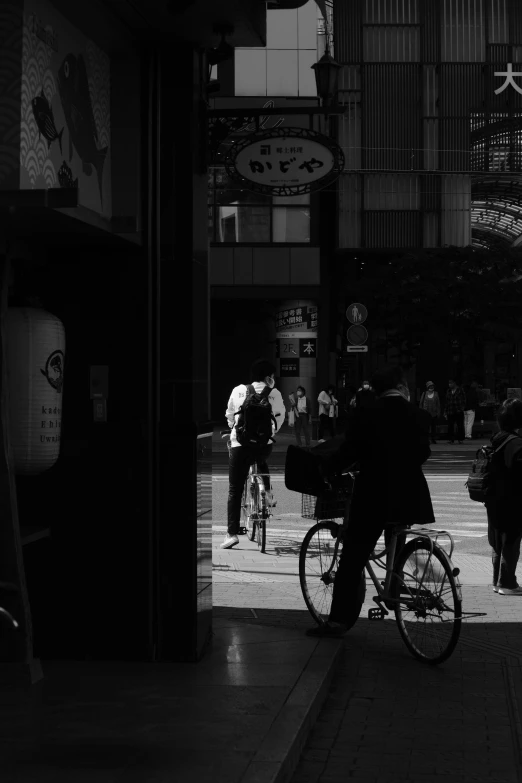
[{"x1": 311, "y1": 49, "x2": 341, "y2": 113}]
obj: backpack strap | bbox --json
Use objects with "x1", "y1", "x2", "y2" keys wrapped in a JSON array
[{"x1": 491, "y1": 433, "x2": 521, "y2": 455}]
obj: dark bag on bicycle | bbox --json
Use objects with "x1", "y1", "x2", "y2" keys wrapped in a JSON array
[
  {"x1": 235, "y1": 384, "x2": 277, "y2": 449},
  {"x1": 465, "y1": 433, "x2": 520, "y2": 503},
  {"x1": 285, "y1": 436, "x2": 352, "y2": 497}
]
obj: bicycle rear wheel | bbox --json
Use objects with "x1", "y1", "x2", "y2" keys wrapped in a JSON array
[
  {"x1": 299, "y1": 522, "x2": 366, "y2": 628},
  {"x1": 391, "y1": 537, "x2": 462, "y2": 665},
  {"x1": 253, "y1": 478, "x2": 267, "y2": 553},
  {"x1": 243, "y1": 480, "x2": 257, "y2": 541}
]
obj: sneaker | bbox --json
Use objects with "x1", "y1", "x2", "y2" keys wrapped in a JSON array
[
  {"x1": 498, "y1": 586, "x2": 522, "y2": 595},
  {"x1": 220, "y1": 535, "x2": 239, "y2": 550},
  {"x1": 305, "y1": 622, "x2": 347, "y2": 638},
  {"x1": 493, "y1": 585, "x2": 499, "y2": 593}
]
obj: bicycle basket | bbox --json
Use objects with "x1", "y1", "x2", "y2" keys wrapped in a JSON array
[{"x1": 301, "y1": 487, "x2": 351, "y2": 521}]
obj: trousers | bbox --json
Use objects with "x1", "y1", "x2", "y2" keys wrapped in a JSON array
[
  {"x1": 227, "y1": 444, "x2": 272, "y2": 536},
  {"x1": 464, "y1": 409, "x2": 475, "y2": 438},
  {"x1": 487, "y1": 516, "x2": 522, "y2": 589},
  {"x1": 447, "y1": 411, "x2": 464, "y2": 442},
  {"x1": 294, "y1": 412, "x2": 311, "y2": 446},
  {"x1": 329, "y1": 517, "x2": 406, "y2": 627}
]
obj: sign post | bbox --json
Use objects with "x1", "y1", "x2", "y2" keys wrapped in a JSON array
[{"x1": 343, "y1": 303, "x2": 369, "y2": 388}]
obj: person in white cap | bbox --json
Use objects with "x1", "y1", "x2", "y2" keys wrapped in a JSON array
[{"x1": 419, "y1": 381, "x2": 441, "y2": 444}]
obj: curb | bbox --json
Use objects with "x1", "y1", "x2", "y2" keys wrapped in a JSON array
[{"x1": 239, "y1": 638, "x2": 343, "y2": 783}]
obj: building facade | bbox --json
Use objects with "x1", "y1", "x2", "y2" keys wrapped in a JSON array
[
  {"x1": 333, "y1": 0, "x2": 522, "y2": 400},
  {"x1": 208, "y1": 0, "x2": 338, "y2": 422}
]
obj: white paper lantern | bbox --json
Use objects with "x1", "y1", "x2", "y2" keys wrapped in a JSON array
[{"x1": 4, "y1": 308, "x2": 66, "y2": 475}]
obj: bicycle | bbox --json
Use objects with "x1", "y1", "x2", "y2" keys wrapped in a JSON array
[
  {"x1": 299, "y1": 474, "x2": 486, "y2": 665},
  {"x1": 220, "y1": 429, "x2": 274, "y2": 554},
  {"x1": 0, "y1": 581, "x2": 19, "y2": 632}
]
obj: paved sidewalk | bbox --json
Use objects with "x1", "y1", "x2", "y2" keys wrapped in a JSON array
[{"x1": 213, "y1": 530, "x2": 522, "y2": 783}]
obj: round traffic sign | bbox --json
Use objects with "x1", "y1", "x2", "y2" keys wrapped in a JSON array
[
  {"x1": 346, "y1": 303, "x2": 367, "y2": 325},
  {"x1": 346, "y1": 324, "x2": 368, "y2": 345}
]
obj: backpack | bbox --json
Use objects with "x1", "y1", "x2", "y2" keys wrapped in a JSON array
[
  {"x1": 235, "y1": 384, "x2": 277, "y2": 448},
  {"x1": 465, "y1": 433, "x2": 520, "y2": 503}
]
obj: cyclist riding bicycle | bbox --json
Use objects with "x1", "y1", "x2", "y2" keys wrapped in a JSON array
[
  {"x1": 306, "y1": 365, "x2": 435, "y2": 637},
  {"x1": 222, "y1": 358, "x2": 285, "y2": 550}
]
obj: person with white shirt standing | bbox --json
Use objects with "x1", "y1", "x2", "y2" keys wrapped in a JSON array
[
  {"x1": 290, "y1": 385, "x2": 312, "y2": 449},
  {"x1": 222, "y1": 359, "x2": 285, "y2": 550},
  {"x1": 317, "y1": 384, "x2": 338, "y2": 441}
]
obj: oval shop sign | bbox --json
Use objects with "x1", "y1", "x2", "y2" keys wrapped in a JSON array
[{"x1": 224, "y1": 127, "x2": 345, "y2": 197}]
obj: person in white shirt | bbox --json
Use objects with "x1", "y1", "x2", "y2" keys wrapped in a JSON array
[
  {"x1": 317, "y1": 385, "x2": 338, "y2": 441},
  {"x1": 290, "y1": 385, "x2": 312, "y2": 448},
  {"x1": 222, "y1": 359, "x2": 285, "y2": 550}
]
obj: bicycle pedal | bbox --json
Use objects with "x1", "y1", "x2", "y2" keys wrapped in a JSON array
[{"x1": 368, "y1": 607, "x2": 386, "y2": 621}]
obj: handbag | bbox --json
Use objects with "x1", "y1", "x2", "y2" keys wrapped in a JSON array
[{"x1": 288, "y1": 409, "x2": 295, "y2": 427}]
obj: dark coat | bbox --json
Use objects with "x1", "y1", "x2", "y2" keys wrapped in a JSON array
[
  {"x1": 324, "y1": 395, "x2": 435, "y2": 527},
  {"x1": 355, "y1": 388, "x2": 377, "y2": 409},
  {"x1": 485, "y1": 430, "x2": 522, "y2": 532},
  {"x1": 464, "y1": 386, "x2": 480, "y2": 412}
]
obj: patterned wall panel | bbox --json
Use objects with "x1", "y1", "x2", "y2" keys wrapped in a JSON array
[
  {"x1": 363, "y1": 64, "x2": 421, "y2": 169},
  {"x1": 363, "y1": 0, "x2": 419, "y2": 24},
  {"x1": 420, "y1": 0, "x2": 441, "y2": 62},
  {"x1": 362, "y1": 25, "x2": 420, "y2": 62},
  {"x1": 334, "y1": 0, "x2": 362, "y2": 62},
  {"x1": 363, "y1": 210, "x2": 420, "y2": 247},
  {"x1": 441, "y1": 0, "x2": 486, "y2": 62},
  {"x1": 339, "y1": 174, "x2": 362, "y2": 247},
  {"x1": 363, "y1": 174, "x2": 420, "y2": 210},
  {"x1": 0, "y1": 1, "x2": 22, "y2": 189}
]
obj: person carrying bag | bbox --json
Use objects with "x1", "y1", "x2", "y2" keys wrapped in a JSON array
[
  {"x1": 290, "y1": 386, "x2": 312, "y2": 448},
  {"x1": 482, "y1": 398, "x2": 522, "y2": 595}
]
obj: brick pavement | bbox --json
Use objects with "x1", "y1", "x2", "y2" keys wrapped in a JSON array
[{"x1": 213, "y1": 533, "x2": 522, "y2": 783}]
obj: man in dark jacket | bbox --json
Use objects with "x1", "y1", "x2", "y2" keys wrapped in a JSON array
[
  {"x1": 306, "y1": 365, "x2": 435, "y2": 638},
  {"x1": 444, "y1": 379, "x2": 466, "y2": 444},
  {"x1": 355, "y1": 380, "x2": 377, "y2": 409}
]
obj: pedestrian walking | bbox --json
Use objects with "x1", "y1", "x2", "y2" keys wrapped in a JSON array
[
  {"x1": 463, "y1": 380, "x2": 480, "y2": 439},
  {"x1": 355, "y1": 380, "x2": 377, "y2": 409},
  {"x1": 317, "y1": 385, "x2": 338, "y2": 441},
  {"x1": 306, "y1": 365, "x2": 434, "y2": 637},
  {"x1": 419, "y1": 381, "x2": 441, "y2": 444},
  {"x1": 444, "y1": 378, "x2": 466, "y2": 444},
  {"x1": 486, "y1": 398, "x2": 522, "y2": 595},
  {"x1": 290, "y1": 385, "x2": 312, "y2": 448}
]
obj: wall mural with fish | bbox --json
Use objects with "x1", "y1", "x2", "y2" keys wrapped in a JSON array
[{"x1": 20, "y1": 0, "x2": 111, "y2": 218}]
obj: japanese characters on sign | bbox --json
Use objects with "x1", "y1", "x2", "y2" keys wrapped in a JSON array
[
  {"x1": 225, "y1": 127, "x2": 345, "y2": 197},
  {"x1": 494, "y1": 64, "x2": 522, "y2": 95},
  {"x1": 275, "y1": 305, "x2": 318, "y2": 331},
  {"x1": 280, "y1": 359, "x2": 299, "y2": 377}
]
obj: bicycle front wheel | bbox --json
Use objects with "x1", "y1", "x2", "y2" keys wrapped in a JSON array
[
  {"x1": 299, "y1": 522, "x2": 366, "y2": 628},
  {"x1": 392, "y1": 537, "x2": 462, "y2": 665}
]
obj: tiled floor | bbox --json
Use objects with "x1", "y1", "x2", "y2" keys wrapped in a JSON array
[{"x1": 0, "y1": 622, "x2": 339, "y2": 783}]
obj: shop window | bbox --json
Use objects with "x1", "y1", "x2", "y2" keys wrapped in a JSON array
[{"x1": 209, "y1": 168, "x2": 311, "y2": 243}]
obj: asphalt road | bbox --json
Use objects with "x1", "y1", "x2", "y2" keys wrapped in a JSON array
[{"x1": 212, "y1": 444, "x2": 490, "y2": 557}]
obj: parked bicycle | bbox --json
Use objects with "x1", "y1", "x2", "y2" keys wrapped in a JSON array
[
  {"x1": 220, "y1": 429, "x2": 273, "y2": 553},
  {"x1": 299, "y1": 472, "x2": 485, "y2": 665}
]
